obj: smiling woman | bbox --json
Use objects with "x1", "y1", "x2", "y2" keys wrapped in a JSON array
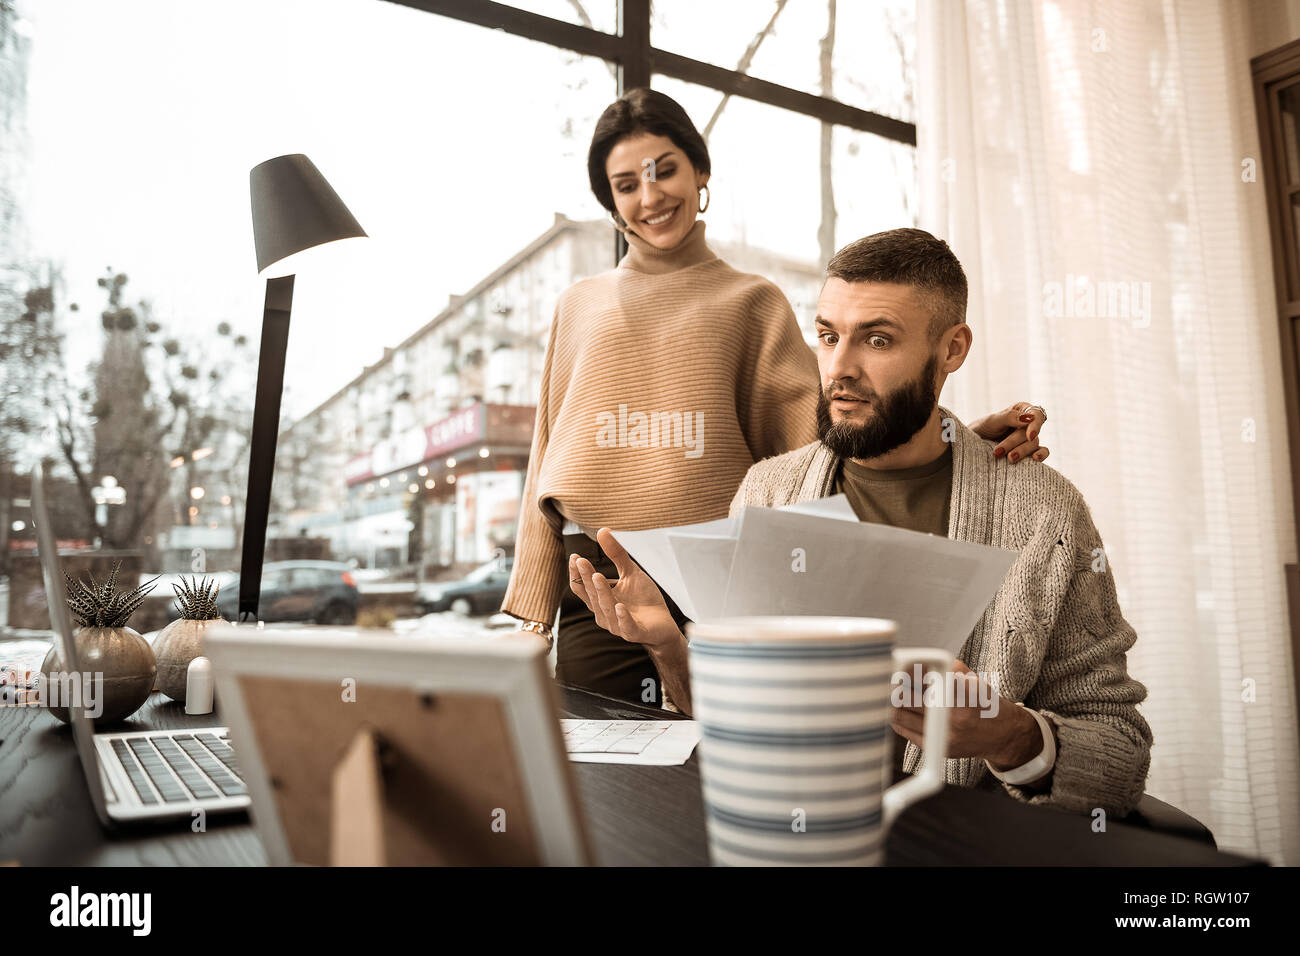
[
  {"x1": 589, "y1": 90, "x2": 711, "y2": 243},
  {"x1": 501, "y1": 88, "x2": 1051, "y2": 706}
]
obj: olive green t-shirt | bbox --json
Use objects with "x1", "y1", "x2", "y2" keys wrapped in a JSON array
[
  {"x1": 834, "y1": 446, "x2": 953, "y2": 536},
  {"x1": 833, "y1": 445, "x2": 954, "y2": 784}
]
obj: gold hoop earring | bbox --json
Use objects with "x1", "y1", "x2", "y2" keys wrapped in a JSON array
[{"x1": 698, "y1": 185, "x2": 710, "y2": 213}]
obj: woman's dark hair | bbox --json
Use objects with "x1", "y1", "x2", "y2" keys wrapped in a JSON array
[{"x1": 587, "y1": 88, "x2": 711, "y2": 213}]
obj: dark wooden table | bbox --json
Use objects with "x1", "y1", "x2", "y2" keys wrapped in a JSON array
[{"x1": 0, "y1": 683, "x2": 1263, "y2": 866}]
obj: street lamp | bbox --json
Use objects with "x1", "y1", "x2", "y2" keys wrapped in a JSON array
[{"x1": 91, "y1": 475, "x2": 126, "y2": 545}]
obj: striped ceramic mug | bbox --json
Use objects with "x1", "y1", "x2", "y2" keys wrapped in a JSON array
[{"x1": 685, "y1": 616, "x2": 951, "y2": 866}]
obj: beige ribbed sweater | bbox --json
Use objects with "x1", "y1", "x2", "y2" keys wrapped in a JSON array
[
  {"x1": 729, "y1": 410, "x2": 1154, "y2": 817},
  {"x1": 502, "y1": 221, "x2": 820, "y2": 624}
]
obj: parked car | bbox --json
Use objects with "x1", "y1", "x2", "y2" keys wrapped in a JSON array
[
  {"x1": 204, "y1": 560, "x2": 359, "y2": 625},
  {"x1": 416, "y1": 558, "x2": 514, "y2": 616},
  {"x1": 346, "y1": 566, "x2": 392, "y2": 583}
]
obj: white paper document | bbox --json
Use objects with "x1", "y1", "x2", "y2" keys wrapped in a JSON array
[
  {"x1": 609, "y1": 517, "x2": 737, "y2": 621},
  {"x1": 560, "y1": 719, "x2": 701, "y2": 765},
  {"x1": 611, "y1": 495, "x2": 1018, "y2": 656}
]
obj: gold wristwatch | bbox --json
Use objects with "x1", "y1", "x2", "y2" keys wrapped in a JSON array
[{"x1": 519, "y1": 620, "x2": 554, "y2": 649}]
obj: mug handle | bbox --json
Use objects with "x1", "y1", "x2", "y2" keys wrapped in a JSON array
[{"x1": 882, "y1": 647, "x2": 952, "y2": 832}]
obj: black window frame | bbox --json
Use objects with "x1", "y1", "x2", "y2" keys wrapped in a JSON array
[{"x1": 383, "y1": 0, "x2": 918, "y2": 261}]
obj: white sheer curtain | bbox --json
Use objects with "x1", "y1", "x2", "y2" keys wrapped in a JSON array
[{"x1": 919, "y1": 0, "x2": 1300, "y2": 863}]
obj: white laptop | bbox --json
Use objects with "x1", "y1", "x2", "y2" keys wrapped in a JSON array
[{"x1": 31, "y1": 462, "x2": 251, "y2": 825}]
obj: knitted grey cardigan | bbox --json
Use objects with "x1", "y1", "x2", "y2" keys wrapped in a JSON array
[{"x1": 728, "y1": 408, "x2": 1154, "y2": 817}]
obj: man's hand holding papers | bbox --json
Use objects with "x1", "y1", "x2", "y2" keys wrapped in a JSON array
[
  {"x1": 891, "y1": 659, "x2": 1054, "y2": 789},
  {"x1": 565, "y1": 498, "x2": 1018, "y2": 727}
]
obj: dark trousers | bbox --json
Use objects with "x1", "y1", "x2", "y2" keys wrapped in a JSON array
[{"x1": 554, "y1": 532, "x2": 692, "y2": 706}]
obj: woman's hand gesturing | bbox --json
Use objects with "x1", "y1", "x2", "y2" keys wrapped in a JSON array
[{"x1": 568, "y1": 528, "x2": 682, "y2": 648}]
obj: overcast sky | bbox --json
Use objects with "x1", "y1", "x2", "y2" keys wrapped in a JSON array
[{"x1": 21, "y1": 0, "x2": 912, "y2": 419}]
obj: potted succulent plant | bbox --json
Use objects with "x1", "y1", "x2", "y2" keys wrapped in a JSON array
[
  {"x1": 41, "y1": 560, "x2": 159, "y2": 725},
  {"x1": 152, "y1": 576, "x2": 224, "y2": 703}
]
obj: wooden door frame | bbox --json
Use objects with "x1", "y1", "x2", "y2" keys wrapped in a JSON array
[{"x1": 1252, "y1": 38, "x2": 1300, "y2": 745}]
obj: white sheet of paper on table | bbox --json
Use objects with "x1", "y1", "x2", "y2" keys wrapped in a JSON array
[
  {"x1": 610, "y1": 494, "x2": 1018, "y2": 657},
  {"x1": 560, "y1": 719, "x2": 701, "y2": 765}
]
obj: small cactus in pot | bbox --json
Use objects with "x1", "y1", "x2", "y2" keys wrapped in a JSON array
[
  {"x1": 41, "y1": 561, "x2": 159, "y2": 725},
  {"x1": 152, "y1": 576, "x2": 225, "y2": 703}
]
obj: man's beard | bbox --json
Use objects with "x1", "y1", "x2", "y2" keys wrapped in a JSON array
[{"x1": 816, "y1": 354, "x2": 940, "y2": 460}]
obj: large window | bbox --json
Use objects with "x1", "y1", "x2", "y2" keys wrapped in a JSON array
[
  {"x1": 653, "y1": 72, "x2": 916, "y2": 278},
  {"x1": 652, "y1": 0, "x2": 915, "y2": 122},
  {"x1": 1, "y1": 0, "x2": 916, "y2": 631}
]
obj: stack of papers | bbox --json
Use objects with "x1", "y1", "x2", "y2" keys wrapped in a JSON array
[{"x1": 611, "y1": 496, "x2": 1018, "y2": 656}]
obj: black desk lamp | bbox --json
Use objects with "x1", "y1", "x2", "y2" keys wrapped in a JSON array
[{"x1": 239, "y1": 153, "x2": 366, "y2": 621}]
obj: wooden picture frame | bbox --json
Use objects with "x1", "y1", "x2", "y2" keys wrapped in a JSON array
[{"x1": 204, "y1": 624, "x2": 592, "y2": 866}]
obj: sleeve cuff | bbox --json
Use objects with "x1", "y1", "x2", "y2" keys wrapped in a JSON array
[{"x1": 996, "y1": 708, "x2": 1148, "y2": 816}]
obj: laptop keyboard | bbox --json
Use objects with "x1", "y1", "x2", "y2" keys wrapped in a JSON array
[{"x1": 109, "y1": 732, "x2": 247, "y2": 805}]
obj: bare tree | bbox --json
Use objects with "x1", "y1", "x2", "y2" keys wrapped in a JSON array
[
  {"x1": 818, "y1": 0, "x2": 837, "y2": 266},
  {"x1": 680, "y1": 0, "x2": 840, "y2": 265},
  {"x1": 0, "y1": 263, "x2": 67, "y2": 572},
  {"x1": 54, "y1": 270, "x2": 254, "y2": 552},
  {"x1": 567, "y1": 0, "x2": 887, "y2": 264},
  {"x1": 702, "y1": 0, "x2": 790, "y2": 140},
  {"x1": 567, "y1": 0, "x2": 618, "y2": 80},
  {"x1": 886, "y1": 2, "x2": 917, "y2": 225}
]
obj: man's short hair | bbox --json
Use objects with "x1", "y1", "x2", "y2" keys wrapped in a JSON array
[{"x1": 825, "y1": 228, "x2": 968, "y2": 340}]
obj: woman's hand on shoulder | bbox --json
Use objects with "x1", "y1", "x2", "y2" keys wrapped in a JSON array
[{"x1": 969, "y1": 401, "x2": 1049, "y2": 463}]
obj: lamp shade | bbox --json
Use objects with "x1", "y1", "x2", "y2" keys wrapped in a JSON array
[{"x1": 250, "y1": 153, "x2": 367, "y2": 276}]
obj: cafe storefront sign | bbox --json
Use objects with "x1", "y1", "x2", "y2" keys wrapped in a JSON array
[{"x1": 346, "y1": 405, "x2": 485, "y2": 487}]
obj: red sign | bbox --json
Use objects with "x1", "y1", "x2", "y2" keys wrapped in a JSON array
[
  {"x1": 343, "y1": 403, "x2": 537, "y2": 487},
  {"x1": 8, "y1": 539, "x2": 90, "y2": 551},
  {"x1": 346, "y1": 405, "x2": 484, "y2": 486}
]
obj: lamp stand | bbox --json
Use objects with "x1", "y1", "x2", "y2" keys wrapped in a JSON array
[{"x1": 238, "y1": 274, "x2": 295, "y2": 621}]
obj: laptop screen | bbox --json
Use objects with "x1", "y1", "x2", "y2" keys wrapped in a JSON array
[{"x1": 31, "y1": 461, "x2": 112, "y2": 823}]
